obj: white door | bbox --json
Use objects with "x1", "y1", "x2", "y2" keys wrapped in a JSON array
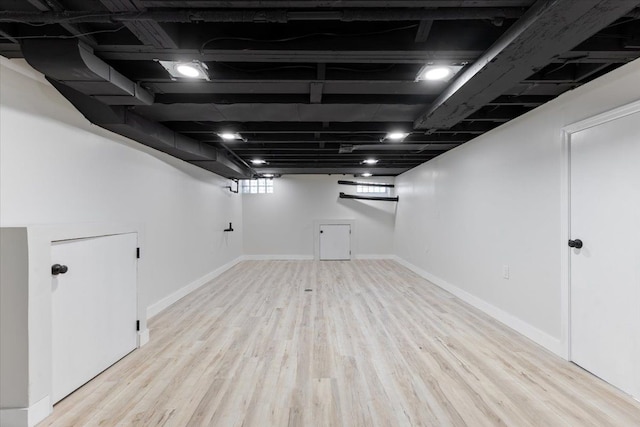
[
  {"x1": 569, "y1": 111, "x2": 640, "y2": 399},
  {"x1": 51, "y1": 233, "x2": 138, "y2": 403},
  {"x1": 319, "y1": 224, "x2": 351, "y2": 260}
]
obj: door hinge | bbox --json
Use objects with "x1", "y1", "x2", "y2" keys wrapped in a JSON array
[
  {"x1": 136, "y1": 247, "x2": 140, "y2": 259},
  {"x1": 136, "y1": 320, "x2": 140, "y2": 331}
]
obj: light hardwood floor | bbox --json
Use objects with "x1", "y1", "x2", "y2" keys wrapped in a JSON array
[{"x1": 40, "y1": 260, "x2": 640, "y2": 426}]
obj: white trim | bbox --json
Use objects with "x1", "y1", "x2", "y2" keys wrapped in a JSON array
[
  {"x1": 354, "y1": 254, "x2": 395, "y2": 260},
  {"x1": 146, "y1": 256, "x2": 243, "y2": 318},
  {"x1": 559, "y1": 130, "x2": 571, "y2": 360},
  {"x1": 563, "y1": 99, "x2": 640, "y2": 134},
  {"x1": 393, "y1": 256, "x2": 563, "y2": 356},
  {"x1": 560, "y1": 98, "x2": 640, "y2": 361},
  {"x1": 0, "y1": 395, "x2": 51, "y2": 427},
  {"x1": 242, "y1": 254, "x2": 314, "y2": 261},
  {"x1": 137, "y1": 329, "x2": 150, "y2": 347}
]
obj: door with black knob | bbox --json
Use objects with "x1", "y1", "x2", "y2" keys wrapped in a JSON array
[
  {"x1": 569, "y1": 110, "x2": 640, "y2": 399},
  {"x1": 567, "y1": 239, "x2": 583, "y2": 249},
  {"x1": 319, "y1": 224, "x2": 351, "y2": 260},
  {"x1": 51, "y1": 233, "x2": 138, "y2": 403}
]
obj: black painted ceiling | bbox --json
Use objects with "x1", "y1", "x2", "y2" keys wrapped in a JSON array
[{"x1": 1, "y1": 1, "x2": 639, "y2": 178}]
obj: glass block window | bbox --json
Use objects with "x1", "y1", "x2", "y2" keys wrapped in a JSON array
[
  {"x1": 241, "y1": 178, "x2": 274, "y2": 194},
  {"x1": 356, "y1": 184, "x2": 390, "y2": 195}
]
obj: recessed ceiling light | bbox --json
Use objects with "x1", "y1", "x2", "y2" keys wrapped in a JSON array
[
  {"x1": 423, "y1": 67, "x2": 452, "y2": 81},
  {"x1": 262, "y1": 173, "x2": 275, "y2": 178},
  {"x1": 176, "y1": 64, "x2": 201, "y2": 78},
  {"x1": 362, "y1": 159, "x2": 378, "y2": 165},
  {"x1": 361, "y1": 172, "x2": 373, "y2": 177},
  {"x1": 384, "y1": 132, "x2": 410, "y2": 142},
  {"x1": 217, "y1": 132, "x2": 245, "y2": 141},
  {"x1": 251, "y1": 159, "x2": 267, "y2": 165},
  {"x1": 158, "y1": 60, "x2": 210, "y2": 80},
  {"x1": 415, "y1": 64, "x2": 463, "y2": 82}
]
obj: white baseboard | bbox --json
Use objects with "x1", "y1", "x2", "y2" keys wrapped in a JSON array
[
  {"x1": 0, "y1": 396, "x2": 51, "y2": 427},
  {"x1": 146, "y1": 256, "x2": 243, "y2": 319},
  {"x1": 242, "y1": 254, "x2": 314, "y2": 260},
  {"x1": 393, "y1": 256, "x2": 563, "y2": 356},
  {"x1": 137, "y1": 328, "x2": 150, "y2": 347},
  {"x1": 242, "y1": 254, "x2": 394, "y2": 261},
  {"x1": 354, "y1": 254, "x2": 395, "y2": 260}
]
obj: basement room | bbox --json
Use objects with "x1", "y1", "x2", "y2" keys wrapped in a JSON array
[{"x1": 1, "y1": 1, "x2": 639, "y2": 426}]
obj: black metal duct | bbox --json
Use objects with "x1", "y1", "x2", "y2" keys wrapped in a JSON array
[
  {"x1": 22, "y1": 39, "x2": 153, "y2": 106},
  {"x1": 21, "y1": 39, "x2": 251, "y2": 179}
]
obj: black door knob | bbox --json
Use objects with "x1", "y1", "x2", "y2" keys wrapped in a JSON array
[
  {"x1": 52, "y1": 264, "x2": 68, "y2": 275},
  {"x1": 568, "y1": 239, "x2": 583, "y2": 249},
  {"x1": 320, "y1": 230, "x2": 324, "y2": 234}
]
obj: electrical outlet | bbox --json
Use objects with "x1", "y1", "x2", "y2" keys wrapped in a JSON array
[{"x1": 503, "y1": 265, "x2": 510, "y2": 279}]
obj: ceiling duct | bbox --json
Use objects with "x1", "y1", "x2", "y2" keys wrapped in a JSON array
[
  {"x1": 22, "y1": 39, "x2": 153, "y2": 106},
  {"x1": 21, "y1": 39, "x2": 251, "y2": 178}
]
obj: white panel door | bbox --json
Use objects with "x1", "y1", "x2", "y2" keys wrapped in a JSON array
[
  {"x1": 51, "y1": 233, "x2": 138, "y2": 403},
  {"x1": 319, "y1": 224, "x2": 351, "y2": 260},
  {"x1": 569, "y1": 111, "x2": 640, "y2": 399}
]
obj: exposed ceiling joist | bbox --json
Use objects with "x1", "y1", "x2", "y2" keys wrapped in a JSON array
[
  {"x1": 26, "y1": 0, "x2": 97, "y2": 45},
  {"x1": 98, "y1": 0, "x2": 178, "y2": 49},
  {"x1": 140, "y1": 1, "x2": 535, "y2": 8},
  {"x1": 414, "y1": 0, "x2": 640, "y2": 130},
  {"x1": 414, "y1": 20, "x2": 434, "y2": 43},
  {"x1": 3, "y1": 0, "x2": 638, "y2": 177},
  {"x1": 0, "y1": 27, "x2": 17, "y2": 43},
  {"x1": 0, "y1": 8, "x2": 527, "y2": 24}
]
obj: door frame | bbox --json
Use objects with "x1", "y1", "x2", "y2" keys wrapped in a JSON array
[
  {"x1": 559, "y1": 99, "x2": 640, "y2": 360},
  {"x1": 313, "y1": 219, "x2": 355, "y2": 260}
]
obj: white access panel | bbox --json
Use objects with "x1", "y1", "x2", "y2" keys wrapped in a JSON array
[
  {"x1": 569, "y1": 111, "x2": 640, "y2": 399},
  {"x1": 51, "y1": 233, "x2": 138, "y2": 403},
  {"x1": 319, "y1": 224, "x2": 351, "y2": 260}
]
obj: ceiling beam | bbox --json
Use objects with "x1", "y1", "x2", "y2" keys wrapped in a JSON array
[
  {"x1": 71, "y1": 45, "x2": 637, "y2": 64},
  {"x1": 25, "y1": 0, "x2": 97, "y2": 45},
  {"x1": 0, "y1": 27, "x2": 18, "y2": 44},
  {"x1": 133, "y1": 103, "x2": 428, "y2": 123},
  {"x1": 245, "y1": 167, "x2": 409, "y2": 175},
  {"x1": 141, "y1": 1, "x2": 535, "y2": 8},
  {"x1": 153, "y1": 93, "x2": 440, "y2": 104},
  {"x1": 144, "y1": 80, "x2": 575, "y2": 97},
  {"x1": 414, "y1": 20, "x2": 434, "y2": 43},
  {"x1": 165, "y1": 122, "x2": 415, "y2": 133},
  {"x1": 97, "y1": 0, "x2": 178, "y2": 48},
  {"x1": 414, "y1": 0, "x2": 640, "y2": 130},
  {"x1": 0, "y1": 8, "x2": 526, "y2": 24}
]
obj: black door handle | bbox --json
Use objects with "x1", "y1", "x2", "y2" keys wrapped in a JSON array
[
  {"x1": 320, "y1": 230, "x2": 324, "y2": 234},
  {"x1": 52, "y1": 264, "x2": 68, "y2": 275},
  {"x1": 568, "y1": 239, "x2": 583, "y2": 249}
]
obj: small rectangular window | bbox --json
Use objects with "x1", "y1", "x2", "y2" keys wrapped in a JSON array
[
  {"x1": 356, "y1": 184, "x2": 390, "y2": 196},
  {"x1": 241, "y1": 178, "x2": 274, "y2": 194}
]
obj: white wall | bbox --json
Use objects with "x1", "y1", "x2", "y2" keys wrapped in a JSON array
[
  {"x1": 393, "y1": 58, "x2": 640, "y2": 355},
  {"x1": 0, "y1": 58, "x2": 243, "y2": 316},
  {"x1": 243, "y1": 175, "x2": 396, "y2": 258}
]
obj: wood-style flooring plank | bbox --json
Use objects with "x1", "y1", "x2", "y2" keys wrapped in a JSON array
[{"x1": 39, "y1": 260, "x2": 640, "y2": 426}]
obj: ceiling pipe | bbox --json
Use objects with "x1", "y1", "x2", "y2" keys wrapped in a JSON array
[{"x1": 414, "y1": 0, "x2": 640, "y2": 130}]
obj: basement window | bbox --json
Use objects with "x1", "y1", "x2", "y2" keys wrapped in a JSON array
[
  {"x1": 241, "y1": 179, "x2": 274, "y2": 194},
  {"x1": 356, "y1": 184, "x2": 390, "y2": 196}
]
